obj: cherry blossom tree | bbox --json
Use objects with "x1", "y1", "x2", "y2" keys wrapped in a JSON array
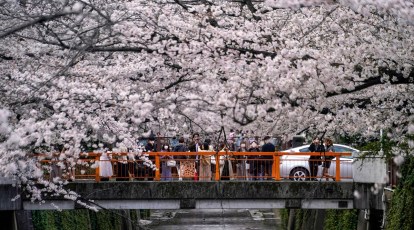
[{"x1": 0, "y1": 0, "x2": 413, "y2": 204}]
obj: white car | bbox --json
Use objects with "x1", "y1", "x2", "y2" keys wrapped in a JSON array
[{"x1": 280, "y1": 144, "x2": 359, "y2": 181}]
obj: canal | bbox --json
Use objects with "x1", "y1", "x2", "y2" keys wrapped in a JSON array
[{"x1": 146, "y1": 209, "x2": 281, "y2": 229}]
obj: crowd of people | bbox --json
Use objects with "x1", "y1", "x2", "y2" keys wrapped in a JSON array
[
  {"x1": 138, "y1": 131, "x2": 277, "y2": 181},
  {"x1": 97, "y1": 130, "x2": 336, "y2": 182}
]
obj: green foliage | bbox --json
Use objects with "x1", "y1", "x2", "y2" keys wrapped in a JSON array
[
  {"x1": 279, "y1": 209, "x2": 289, "y2": 230},
  {"x1": 32, "y1": 210, "x2": 58, "y2": 230},
  {"x1": 357, "y1": 136, "x2": 396, "y2": 161},
  {"x1": 386, "y1": 155, "x2": 414, "y2": 230},
  {"x1": 32, "y1": 210, "x2": 91, "y2": 230},
  {"x1": 32, "y1": 209, "x2": 140, "y2": 230},
  {"x1": 324, "y1": 209, "x2": 358, "y2": 230},
  {"x1": 93, "y1": 210, "x2": 122, "y2": 230},
  {"x1": 279, "y1": 209, "x2": 358, "y2": 230},
  {"x1": 60, "y1": 210, "x2": 90, "y2": 230},
  {"x1": 294, "y1": 209, "x2": 304, "y2": 230}
]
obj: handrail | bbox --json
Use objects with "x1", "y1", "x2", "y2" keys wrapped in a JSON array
[
  {"x1": 36, "y1": 151, "x2": 352, "y2": 182},
  {"x1": 35, "y1": 151, "x2": 350, "y2": 157}
]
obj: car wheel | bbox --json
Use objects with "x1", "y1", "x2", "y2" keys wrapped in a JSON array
[{"x1": 290, "y1": 167, "x2": 309, "y2": 181}]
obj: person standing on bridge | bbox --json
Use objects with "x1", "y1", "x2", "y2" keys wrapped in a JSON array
[
  {"x1": 322, "y1": 138, "x2": 335, "y2": 181},
  {"x1": 236, "y1": 141, "x2": 249, "y2": 180},
  {"x1": 308, "y1": 137, "x2": 324, "y2": 181},
  {"x1": 198, "y1": 139, "x2": 213, "y2": 181},
  {"x1": 218, "y1": 142, "x2": 234, "y2": 180},
  {"x1": 99, "y1": 150, "x2": 113, "y2": 181},
  {"x1": 116, "y1": 146, "x2": 129, "y2": 181},
  {"x1": 247, "y1": 140, "x2": 260, "y2": 180},
  {"x1": 160, "y1": 143, "x2": 173, "y2": 181},
  {"x1": 143, "y1": 136, "x2": 156, "y2": 181},
  {"x1": 261, "y1": 136, "x2": 275, "y2": 180},
  {"x1": 173, "y1": 137, "x2": 189, "y2": 181},
  {"x1": 188, "y1": 133, "x2": 201, "y2": 180}
]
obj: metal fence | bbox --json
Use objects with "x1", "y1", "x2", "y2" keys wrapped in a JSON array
[{"x1": 38, "y1": 151, "x2": 352, "y2": 182}]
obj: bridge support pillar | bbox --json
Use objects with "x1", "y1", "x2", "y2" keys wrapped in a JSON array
[
  {"x1": 15, "y1": 211, "x2": 34, "y2": 230},
  {"x1": 287, "y1": 209, "x2": 296, "y2": 230},
  {"x1": 299, "y1": 209, "x2": 326, "y2": 230},
  {"x1": 357, "y1": 209, "x2": 384, "y2": 230}
]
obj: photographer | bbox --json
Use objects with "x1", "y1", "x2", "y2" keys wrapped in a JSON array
[{"x1": 308, "y1": 137, "x2": 324, "y2": 181}]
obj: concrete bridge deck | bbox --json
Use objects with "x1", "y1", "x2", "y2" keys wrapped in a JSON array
[{"x1": 1, "y1": 181, "x2": 384, "y2": 210}]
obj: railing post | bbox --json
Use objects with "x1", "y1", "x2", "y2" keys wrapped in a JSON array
[
  {"x1": 215, "y1": 152, "x2": 220, "y2": 181},
  {"x1": 95, "y1": 154, "x2": 100, "y2": 182},
  {"x1": 274, "y1": 152, "x2": 281, "y2": 181},
  {"x1": 335, "y1": 153, "x2": 341, "y2": 182},
  {"x1": 155, "y1": 153, "x2": 160, "y2": 181}
]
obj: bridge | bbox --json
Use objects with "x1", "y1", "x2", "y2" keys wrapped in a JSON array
[
  {"x1": 1, "y1": 181, "x2": 384, "y2": 211},
  {"x1": 37, "y1": 151, "x2": 355, "y2": 182},
  {"x1": 0, "y1": 151, "x2": 388, "y2": 211},
  {"x1": 0, "y1": 151, "x2": 390, "y2": 230}
]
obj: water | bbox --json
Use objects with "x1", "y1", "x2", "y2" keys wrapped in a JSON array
[{"x1": 146, "y1": 209, "x2": 281, "y2": 229}]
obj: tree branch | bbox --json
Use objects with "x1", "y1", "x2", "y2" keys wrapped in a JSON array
[
  {"x1": 85, "y1": 46, "x2": 155, "y2": 53},
  {"x1": 327, "y1": 67, "x2": 414, "y2": 97},
  {"x1": 0, "y1": 11, "x2": 80, "y2": 39},
  {"x1": 224, "y1": 45, "x2": 277, "y2": 58},
  {"x1": 154, "y1": 73, "x2": 194, "y2": 93},
  {"x1": 173, "y1": 0, "x2": 190, "y2": 10}
]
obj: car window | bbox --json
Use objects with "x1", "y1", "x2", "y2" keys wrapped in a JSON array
[
  {"x1": 333, "y1": 146, "x2": 353, "y2": 152},
  {"x1": 299, "y1": 147, "x2": 309, "y2": 152},
  {"x1": 333, "y1": 146, "x2": 354, "y2": 159}
]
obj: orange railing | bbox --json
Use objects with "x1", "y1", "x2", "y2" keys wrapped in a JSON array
[{"x1": 38, "y1": 151, "x2": 352, "y2": 182}]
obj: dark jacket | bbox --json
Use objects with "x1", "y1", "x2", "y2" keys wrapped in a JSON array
[
  {"x1": 144, "y1": 143, "x2": 156, "y2": 152},
  {"x1": 188, "y1": 142, "x2": 201, "y2": 160},
  {"x1": 247, "y1": 147, "x2": 261, "y2": 159},
  {"x1": 173, "y1": 144, "x2": 189, "y2": 160},
  {"x1": 173, "y1": 144, "x2": 189, "y2": 152},
  {"x1": 144, "y1": 143, "x2": 156, "y2": 160},
  {"x1": 309, "y1": 143, "x2": 324, "y2": 160},
  {"x1": 247, "y1": 147, "x2": 261, "y2": 170},
  {"x1": 188, "y1": 141, "x2": 197, "y2": 152},
  {"x1": 261, "y1": 142, "x2": 275, "y2": 160},
  {"x1": 309, "y1": 143, "x2": 324, "y2": 152}
]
